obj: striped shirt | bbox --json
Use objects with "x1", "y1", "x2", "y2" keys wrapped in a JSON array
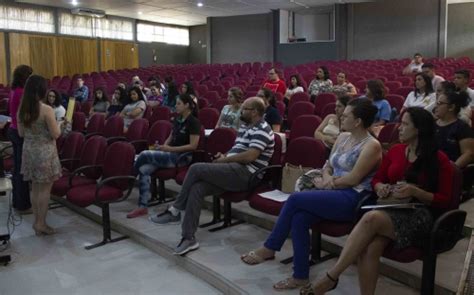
[{"x1": 227, "y1": 119, "x2": 275, "y2": 173}]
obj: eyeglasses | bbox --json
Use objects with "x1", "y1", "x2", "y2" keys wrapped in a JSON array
[{"x1": 436, "y1": 101, "x2": 450, "y2": 106}]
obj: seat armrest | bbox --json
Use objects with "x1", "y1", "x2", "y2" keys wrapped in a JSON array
[
  {"x1": 69, "y1": 165, "x2": 103, "y2": 187},
  {"x1": 249, "y1": 165, "x2": 283, "y2": 189},
  {"x1": 95, "y1": 175, "x2": 136, "y2": 204},
  {"x1": 84, "y1": 132, "x2": 102, "y2": 139},
  {"x1": 430, "y1": 209, "x2": 466, "y2": 254}
]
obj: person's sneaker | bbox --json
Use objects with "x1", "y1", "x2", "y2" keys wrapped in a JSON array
[
  {"x1": 173, "y1": 238, "x2": 199, "y2": 255},
  {"x1": 126, "y1": 207, "x2": 148, "y2": 219},
  {"x1": 149, "y1": 209, "x2": 181, "y2": 225}
]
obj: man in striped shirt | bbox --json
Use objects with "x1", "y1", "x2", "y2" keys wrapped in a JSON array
[{"x1": 150, "y1": 97, "x2": 275, "y2": 255}]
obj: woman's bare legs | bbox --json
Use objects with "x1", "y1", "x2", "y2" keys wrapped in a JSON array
[
  {"x1": 357, "y1": 236, "x2": 391, "y2": 295},
  {"x1": 32, "y1": 182, "x2": 54, "y2": 234},
  {"x1": 311, "y1": 210, "x2": 396, "y2": 294}
]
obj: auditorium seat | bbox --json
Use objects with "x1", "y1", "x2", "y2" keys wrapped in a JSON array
[
  {"x1": 66, "y1": 142, "x2": 136, "y2": 250},
  {"x1": 84, "y1": 113, "x2": 105, "y2": 138},
  {"x1": 287, "y1": 101, "x2": 315, "y2": 128},
  {"x1": 313, "y1": 93, "x2": 337, "y2": 117},
  {"x1": 382, "y1": 163, "x2": 466, "y2": 295},
  {"x1": 286, "y1": 115, "x2": 322, "y2": 141},
  {"x1": 198, "y1": 107, "x2": 220, "y2": 129},
  {"x1": 149, "y1": 105, "x2": 171, "y2": 126},
  {"x1": 51, "y1": 135, "x2": 107, "y2": 197},
  {"x1": 59, "y1": 132, "x2": 85, "y2": 172}
]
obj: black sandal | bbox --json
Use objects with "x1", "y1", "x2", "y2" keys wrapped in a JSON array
[
  {"x1": 299, "y1": 272, "x2": 339, "y2": 295},
  {"x1": 326, "y1": 272, "x2": 339, "y2": 290}
]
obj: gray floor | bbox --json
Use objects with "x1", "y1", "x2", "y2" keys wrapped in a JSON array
[{"x1": 0, "y1": 196, "x2": 220, "y2": 295}]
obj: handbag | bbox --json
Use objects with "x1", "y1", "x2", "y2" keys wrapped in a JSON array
[
  {"x1": 281, "y1": 163, "x2": 313, "y2": 193},
  {"x1": 295, "y1": 169, "x2": 324, "y2": 192}
]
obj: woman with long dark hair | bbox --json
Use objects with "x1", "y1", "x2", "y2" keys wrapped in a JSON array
[
  {"x1": 7, "y1": 64, "x2": 33, "y2": 213},
  {"x1": 18, "y1": 75, "x2": 61, "y2": 235},
  {"x1": 120, "y1": 86, "x2": 147, "y2": 131},
  {"x1": 401, "y1": 73, "x2": 436, "y2": 113},
  {"x1": 314, "y1": 95, "x2": 351, "y2": 149},
  {"x1": 257, "y1": 88, "x2": 282, "y2": 132},
  {"x1": 284, "y1": 74, "x2": 304, "y2": 104},
  {"x1": 128, "y1": 94, "x2": 201, "y2": 218},
  {"x1": 303, "y1": 107, "x2": 454, "y2": 295},
  {"x1": 90, "y1": 87, "x2": 110, "y2": 116},
  {"x1": 163, "y1": 81, "x2": 179, "y2": 112},
  {"x1": 45, "y1": 89, "x2": 65, "y2": 124},
  {"x1": 308, "y1": 66, "x2": 333, "y2": 100},
  {"x1": 242, "y1": 99, "x2": 382, "y2": 291}
]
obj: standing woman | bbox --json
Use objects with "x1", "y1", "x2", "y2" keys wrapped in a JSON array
[
  {"x1": 7, "y1": 65, "x2": 33, "y2": 213},
  {"x1": 18, "y1": 75, "x2": 61, "y2": 235}
]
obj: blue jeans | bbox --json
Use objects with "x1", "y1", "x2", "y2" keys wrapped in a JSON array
[
  {"x1": 134, "y1": 150, "x2": 191, "y2": 207},
  {"x1": 264, "y1": 188, "x2": 366, "y2": 279},
  {"x1": 7, "y1": 128, "x2": 31, "y2": 210}
]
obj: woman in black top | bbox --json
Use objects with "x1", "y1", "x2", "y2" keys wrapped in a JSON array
[
  {"x1": 127, "y1": 94, "x2": 201, "y2": 218},
  {"x1": 434, "y1": 90, "x2": 474, "y2": 168},
  {"x1": 258, "y1": 87, "x2": 282, "y2": 132}
]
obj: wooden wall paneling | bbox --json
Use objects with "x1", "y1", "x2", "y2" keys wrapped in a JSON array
[
  {"x1": 100, "y1": 40, "x2": 115, "y2": 71},
  {"x1": 9, "y1": 33, "x2": 31, "y2": 78},
  {"x1": 101, "y1": 40, "x2": 138, "y2": 71},
  {"x1": 56, "y1": 37, "x2": 98, "y2": 78},
  {"x1": 0, "y1": 33, "x2": 7, "y2": 86},
  {"x1": 28, "y1": 35, "x2": 57, "y2": 80}
]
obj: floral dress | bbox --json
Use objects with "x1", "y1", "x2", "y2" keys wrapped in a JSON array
[
  {"x1": 308, "y1": 79, "x2": 333, "y2": 96},
  {"x1": 21, "y1": 117, "x2": 61, "y2": 183}
]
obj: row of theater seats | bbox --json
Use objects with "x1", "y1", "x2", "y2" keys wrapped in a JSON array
[{"x1": 53, "y1": 121, "x2": 465, "y2": 294}]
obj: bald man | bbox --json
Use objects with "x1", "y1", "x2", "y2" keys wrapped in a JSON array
[{"x1": 151, "y1": 97, "x2": 275, "y2": 255}]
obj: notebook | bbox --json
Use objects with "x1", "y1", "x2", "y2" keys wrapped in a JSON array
[{"x1": 258, "y1": 190, "x2": 291, "y2": 202}]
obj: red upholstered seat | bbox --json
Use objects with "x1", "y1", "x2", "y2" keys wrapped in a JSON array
[
  {"x1": 67, "y1": 184, "x2": 124, "y2": 208},
  {"x1": 287, "y1": 115, "x2": 322, "y2": 141},
  {"x1": 51, "y1": 175, "x2": 97, "y2": 197},
  {"x1": 287, "y1": 101, "x2": 315, "y2": 128},
  {"x1": 383, "y1": 245, "x2": 422, "y2": 263},
  {"x1": 314, "y1": 93, "x2": 337, "y2": 117}
]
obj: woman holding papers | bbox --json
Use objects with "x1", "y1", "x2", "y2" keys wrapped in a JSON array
[
  {"x1": 303, "y1": 107, "x2": 454, "y2": 295},
  {"x1": 241, "y1": 98, "x2": 382, "y2": 291},
  {"x1": 18, "y1": 75, "x2": 61, "y2": 235}
]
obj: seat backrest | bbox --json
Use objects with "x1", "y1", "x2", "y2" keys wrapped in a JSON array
[
  {"x1": 86, "y1": 113, "x2": 105, "y2": 134},
  {"x1": 149, "y1": 106, "x2": 171, "y2": 126},
  {"x1": 288, "y1": 101, "x2": 315, "y2": 128},
  {"x1": 385, "y1": 94, "x2": 405, "y2": 114},
  {"x1": 289, "y1": 115, "x2": 322, "y2": 140},
  {"x1": 284, "y1": 137, "x2": 326, "y2": 168},
  {"x1": 72, "y1": 112, "x2": 86, "y2": 132},
  {"x1": 81, "y1": 101, "x2": 92, "y2": 117},
  {"x1": 314, "y1": 93, "x2": 337, "y2": 116},
  {"x1": 125, "y1": 118, "x2": 149, "y2": 142},
  {"x1": 198, "y1": 107, "x2": 220, "y2": 129},
  {"x1": 213, "y1": 100, "x2": 228, "y2": 112},
  {"x1": 60, "y1": 131, "x2": 85, "y2": 171},
  {"x1": 205, "y1": 127, "x2": 237, "y2": 155},
  {"x1": 321, "y1": 102, "x2": 336, "y2": 119},
  {"x1": 288, "y1": 92, "x2": 310, "y2": 110},
  {"x1": 101, "y1": 115, "x2": 124, "y2": 138},
  {"x1": 79, "y1": 135, "x2": 107, "y2": 179},
  {"x1": 377, "y1": 123, "x2": 399, "y2": 145},
  {"x1": 394, "y1": 86, "x2": 413, "y2": 98},
  {"x1": 102, "y1": 142, "x2": 135, "y2": 190},
  {"x1": 148, "y1": 120, "x2": 173, "y2": 145},
  {"x1": 449, "y1": 163, "x2": 463, "y2": 210}
]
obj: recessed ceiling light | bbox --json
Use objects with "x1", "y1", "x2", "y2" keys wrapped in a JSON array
[
  {"x1": 71, "y1": 0, "x2": 78, "y2": 6},
  {"x1": 138, "y1": 11, "x2": 143, "y2": 15},
  {"x1": 197, "y1": 2, "x2": 203, "y2": 7}
]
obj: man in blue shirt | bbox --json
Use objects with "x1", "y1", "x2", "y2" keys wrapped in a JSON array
[{"x1": 73, "y1": 77, "x2": 89, "y2": 102}]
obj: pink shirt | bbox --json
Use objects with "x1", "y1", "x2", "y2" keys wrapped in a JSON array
[{"x1": 9, "y1": 88, "x2": 23, "y2": 130}]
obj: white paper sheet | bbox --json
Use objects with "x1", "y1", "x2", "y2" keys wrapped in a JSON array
[
  {"x1": 258, "y1": 189, "x2": 290, "y2": 202},
  {"x1": 205, "y1": 129, "x2": 213, "y2": 137}
]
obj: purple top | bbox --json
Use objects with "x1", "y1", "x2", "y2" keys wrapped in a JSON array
[{"x1": 9, "y1": 88, "x2": 23, "y2": 130}]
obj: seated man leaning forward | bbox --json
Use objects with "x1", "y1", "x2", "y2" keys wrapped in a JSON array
[{"x1": 150, "y1": 97, "x2": 275, "y2": 255}]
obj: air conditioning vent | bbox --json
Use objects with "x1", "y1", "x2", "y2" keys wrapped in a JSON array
[{"x1": 71, "y1": 8, "x2": 106, "y2": 18}]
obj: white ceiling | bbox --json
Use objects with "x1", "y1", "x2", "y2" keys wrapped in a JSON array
[{"x1": 16, "y1": 0, "x2": 373, "y2": 27}]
